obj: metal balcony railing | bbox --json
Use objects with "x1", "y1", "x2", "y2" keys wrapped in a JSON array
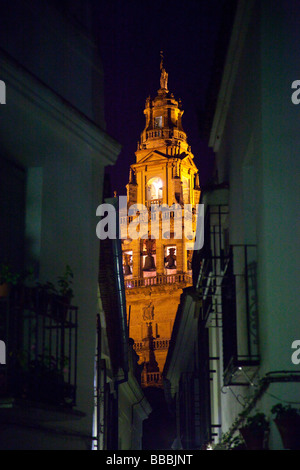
[
  {"x1": 0, "y1": 286, "x2": 78, "y2": 407},
  {"x1": 197, "y1": 240, "x2": 260, "y2": 385},
  {"x1": 222, "y1": 245, "x2": 260, "y2": 386}
]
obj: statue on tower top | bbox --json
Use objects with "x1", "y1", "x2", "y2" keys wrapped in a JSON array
[{"x1": 160, "y1": 51, "x2": 168, "y2": 90}]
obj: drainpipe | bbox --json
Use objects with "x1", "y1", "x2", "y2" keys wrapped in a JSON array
[
  {"x1": 114, "y1": 251, "x2": 128, "y2": 449},
  {"x1": 105, "y1": 195, "x2": 129, "y2": 383},
  {"x1": 109, "y1": 197, "x2": 129, "y2": 449}
]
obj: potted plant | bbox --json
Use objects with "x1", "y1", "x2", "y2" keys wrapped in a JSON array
[
  {"x1": 239, "y1": 411, "x2": 270, "y2": 450},
  {"x1": 220, "y1": 431, "x2": 246, "y2": 450},
  {"x1": 230, "y1": 435, "x2": 247, "y2": 450},
  {"x1": 30, "y1": 280, "x2": 55, "y2": 316},
  {"x1": 0, "y1": 264, "x2": 20, "y2": 297},
  {"x1": 51, "y1": 265, "x2": 74, "y2": 322},
  {"x1": 271, "y1": 403, "x2": 300, "y2": 450}
]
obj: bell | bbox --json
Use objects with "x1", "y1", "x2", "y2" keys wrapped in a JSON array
[
  {"x1": 143, "y1": 255, "x2": 156, "y2": 271},
  {"x1": 166, "y1": 257, "x2": 176, "y2": 269},
  {"x1": 123, "y1": 264, "x2": 131, "y2": 275},
  {"x1": 123, "y1": 253, "x2": 132, "y2": 275},
  {"x1": 165, "y1": 248, "x2": 176, "y2": 269}
]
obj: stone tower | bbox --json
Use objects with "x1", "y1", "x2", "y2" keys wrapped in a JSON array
[{"x1": 121, "y1": 54, "x2": 201, "y2": 387}]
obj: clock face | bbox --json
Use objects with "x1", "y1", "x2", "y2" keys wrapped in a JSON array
[{"x1": 154, "y1": 116, "x2": 162, "y2": 128}]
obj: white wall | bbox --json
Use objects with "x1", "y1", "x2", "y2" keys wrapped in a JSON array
[
  {"x1": 0, "y1": 0, "x2": 120, "y2": 448},
  {"x1": 211, "y1": 0, "x2": 300, "y2": 448}
]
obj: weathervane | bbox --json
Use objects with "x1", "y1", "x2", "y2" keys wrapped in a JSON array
[{"x1": 160, "y1": 50, "x2": 164, "y2": 70}]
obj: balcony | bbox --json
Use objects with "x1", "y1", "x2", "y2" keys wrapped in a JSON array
[
  {"x1": 133, "y1": 338, "x2": 170, "y2": 352},
  {"x1": 0, "y1": 286, "x2": 78, "y2": 409},
  {"x1": 145, "y1": 198, "x2": 163, "y2": 209},
  {"x1": 222, "y1": 245, "x2": 260, "y2": 386},
  {"x1": 124, "y1": 273, "x2": 193, "y2": 289},
  {"x1": 197, "y1": 240, "x2": 260, "y2": 385},
  {"x1": 142, "y1": 371, "x2": 163, "y2": 388}
]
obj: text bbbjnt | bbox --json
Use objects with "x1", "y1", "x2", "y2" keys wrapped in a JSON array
[
  {"x1": 0, "y1": 340, "x2": 6, "y2": 365},
  {"x1": 0, "y1": 80, "x2": 6, "y2": 104}
]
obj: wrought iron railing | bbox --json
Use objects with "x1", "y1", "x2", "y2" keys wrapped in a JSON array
[
  {"x1": 0, "y1": 286, "x2": 78, "y2": 407},
  {"x1": 197, "y1": 242, "x2": 260, "y2": 384},
  {"x1": 222, "y1": 245, "x2": 260, "y2": 386}
]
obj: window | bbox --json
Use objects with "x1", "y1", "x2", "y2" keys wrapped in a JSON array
[
  {"x1": 146, "y1": 177, "x2": 163, "y2": 202},
  {"x1": 122, "y1": 250, "x2": 133, "y2": 277},
  {"x1": 154, "y1": 116, "x2": 162, "y2": 128}
]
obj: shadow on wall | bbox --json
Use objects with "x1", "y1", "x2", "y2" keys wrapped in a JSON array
[{"x1": 142, "y1": 387, "x2": 176, "y2": 450}]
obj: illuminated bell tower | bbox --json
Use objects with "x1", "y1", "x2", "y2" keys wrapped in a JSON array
[{"x1": 122, "y1": 54, "x2": 201, "y2": 388}]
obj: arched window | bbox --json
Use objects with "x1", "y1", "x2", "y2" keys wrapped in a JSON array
[{"x1": 146, "y1": 177, "x2": 163, "y2": 202}]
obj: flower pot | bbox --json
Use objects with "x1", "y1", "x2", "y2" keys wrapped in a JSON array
[
  {"x1": 232, "y1": 444, "x2": 247, "y2": 450},
  {"x1": 274, "y1": 415, "x2": 300, "y2": 450},
  {"x1": 0, "y1": 282, "x2": 10, "y2": 298},
  {"x1": 239, "y1": 428, "x2": 268, "y2": 450}
]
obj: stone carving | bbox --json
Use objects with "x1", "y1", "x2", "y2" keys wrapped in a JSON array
[
  {"x1": 160, "y1": 50, "x2": 168, "y2": 90},
  {"x1": 143, "y1": 301, "x2": 154, "y2": 322},
  {"x1": 160, "y1": 68, "x2": 168, "y2": 90}
]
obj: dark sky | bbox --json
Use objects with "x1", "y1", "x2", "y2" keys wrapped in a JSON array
[{"x1": 95, "y1": 0, "x2": 226, "y2": 196}]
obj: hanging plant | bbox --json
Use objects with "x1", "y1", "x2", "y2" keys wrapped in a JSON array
[
  {"x1": 271, "y1": 403, "x2": 300, "y2": 450},
  {"x1": 239, "y1": 411, "x2": 269, "y2": 450}
]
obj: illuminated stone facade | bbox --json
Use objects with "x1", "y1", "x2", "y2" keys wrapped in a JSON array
[{"x1": 122, "y1": 56, "x2": 201, "y2": 388}]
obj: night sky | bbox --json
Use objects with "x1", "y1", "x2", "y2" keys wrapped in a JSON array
[{"x1": 95, "y1": 0, "x2": 226, "y2": 197}]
